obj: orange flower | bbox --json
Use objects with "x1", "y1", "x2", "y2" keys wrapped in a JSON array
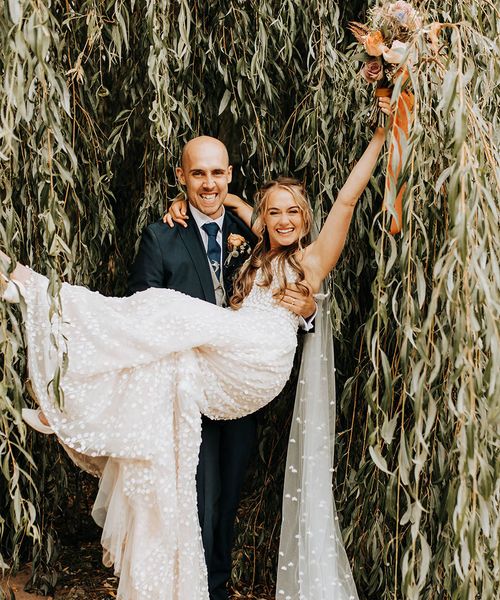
[
  {"x1": 364, "y1": 30, "x2": 386, "y2": 56},
  {"x1": 227, "y1": 233, "x2": 246, "y2": 250}
]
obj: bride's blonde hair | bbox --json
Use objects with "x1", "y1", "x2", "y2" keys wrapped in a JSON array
[{"x1": 230, "y1": 177, "x2": 312, "y2": 310}]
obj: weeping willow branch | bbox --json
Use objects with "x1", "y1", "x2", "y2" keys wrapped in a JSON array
[{"x1": 340, "y1": 3, "x2": 499, "y2": 599}]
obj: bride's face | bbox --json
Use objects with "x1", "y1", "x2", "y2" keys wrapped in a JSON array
[{"x1": 264, "y1": 188, "x2": 304, "y2": 249}]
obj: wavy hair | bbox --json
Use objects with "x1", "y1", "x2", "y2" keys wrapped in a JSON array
[{"x1": 230, "y1": 177, "x2": 312, "y2": 310}]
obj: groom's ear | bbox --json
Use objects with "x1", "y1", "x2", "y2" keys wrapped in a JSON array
[
  {"x1": 176, "y1": 166, "x2": 186, "y2": 185},
  {"x1": 227, "y1": 165, "x2": 233, "y2": 183}
]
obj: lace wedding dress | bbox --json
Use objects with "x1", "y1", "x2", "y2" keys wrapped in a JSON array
[{"x1": 18, "y1": 266, "x2": 299, "y2": 600}]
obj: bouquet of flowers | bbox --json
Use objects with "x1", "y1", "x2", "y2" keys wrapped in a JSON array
[
  {"x1": 349, "y1": 1, "x2": 423, "y2": 234},
  {"x1": 349, "y1": 0, "x2": 422, "y2": 91}
]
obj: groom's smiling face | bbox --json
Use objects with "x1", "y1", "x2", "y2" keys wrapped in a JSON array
[{"x1": 176, "y1": 136, "x2": 233, "y2": 219}]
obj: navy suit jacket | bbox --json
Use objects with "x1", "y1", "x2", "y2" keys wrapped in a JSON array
[{"x1": 128, "y1": 208, "x2": 256, "y2": 302}]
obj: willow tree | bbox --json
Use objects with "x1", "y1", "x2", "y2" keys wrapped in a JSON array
[{"x1": 0, "y1": 1, "x2": 498, "y2": 599}]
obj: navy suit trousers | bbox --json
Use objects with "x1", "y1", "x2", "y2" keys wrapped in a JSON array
[{"x1": 197, "y1": 414, "x2": 257, "y2": 600}]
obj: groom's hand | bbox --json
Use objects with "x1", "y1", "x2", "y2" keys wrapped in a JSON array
[{"x1": 274, "y1": 283, "x2": 316, "y2": 320}]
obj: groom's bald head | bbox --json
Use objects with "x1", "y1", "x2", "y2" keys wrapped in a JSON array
[
  {"x1": 180, "y1": 136, "x2": 229, "y2": 169},
  {"x1": 176, "y1": 136, "x2": 232, "y2": 219}
]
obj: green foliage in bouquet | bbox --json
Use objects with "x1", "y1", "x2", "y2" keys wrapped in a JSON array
[{"x1": 0, "y1": 1, "x2": 498, "y2": 599}]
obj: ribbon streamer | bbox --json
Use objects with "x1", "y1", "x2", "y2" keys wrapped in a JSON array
[{"x1": 377, "y1": 87, "x2": 415, "y2": 234}]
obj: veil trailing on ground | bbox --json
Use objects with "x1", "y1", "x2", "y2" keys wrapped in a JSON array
[{"x1": 276, "y1": 281, "x2": 358, "y2": 598}]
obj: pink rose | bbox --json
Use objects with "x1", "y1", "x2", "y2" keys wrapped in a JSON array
[{"x1": 361, "y1": 58, "x2": 384, "y2": 83}]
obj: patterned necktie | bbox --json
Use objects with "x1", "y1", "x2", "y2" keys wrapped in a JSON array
[{"x1": 202, "y1": 222, "x2": 222, "y2": 280}]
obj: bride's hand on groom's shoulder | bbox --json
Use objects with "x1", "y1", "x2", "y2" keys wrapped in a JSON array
[
  {"x1": 163, "y1": 195, "x2": 189, "y2": 228},
  {"x1": 273, "y1": 283, "x2": 316, "y2": 319}
]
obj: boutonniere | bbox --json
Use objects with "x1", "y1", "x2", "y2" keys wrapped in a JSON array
[{"x1": 225, "y1": 233, "x2": 251, "y2": 266}]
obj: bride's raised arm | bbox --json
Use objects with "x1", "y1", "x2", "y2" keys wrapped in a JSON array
[{"x1": 302, "y1": 126, "x2": 386, "y2": 287}]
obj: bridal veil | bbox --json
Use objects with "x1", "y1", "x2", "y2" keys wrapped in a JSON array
[{"x1": 276, "y1": 285, "x2": 358, "y2": 600}]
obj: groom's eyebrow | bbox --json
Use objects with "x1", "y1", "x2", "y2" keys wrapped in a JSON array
[{"x1": 189, "y1": 167, "x2": 226, "y2": 174}]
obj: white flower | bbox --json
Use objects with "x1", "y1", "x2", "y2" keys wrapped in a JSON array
[{"x1": 383, "y1": 40, "x2": 408, "y2": 64}]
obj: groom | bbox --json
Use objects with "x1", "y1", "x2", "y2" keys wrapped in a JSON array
[{"x1": 128, "y1": 136, "x2": 315, "y2": 600}]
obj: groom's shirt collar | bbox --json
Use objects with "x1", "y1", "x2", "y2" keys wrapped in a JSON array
[{"x1": 189, "y1": 202, "x2": 225, "y2": 230}]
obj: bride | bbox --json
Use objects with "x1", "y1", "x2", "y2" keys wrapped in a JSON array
[{"x1": 1, "y1": 110, "x2": 389, "y2": 599}]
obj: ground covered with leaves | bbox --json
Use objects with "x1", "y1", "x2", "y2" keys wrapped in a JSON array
[
  {"x1": 52, "y1": 543, "x2": 117, "y2": 599},
  {"x1": 3, "y1": 540, "x2": 273, "y2": 600},
  {"x1": 54, "y1": 541, "x2": 272, "y2": 599}
]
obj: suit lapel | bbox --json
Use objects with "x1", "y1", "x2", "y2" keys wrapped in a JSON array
[
  {"x1": 221, "y1": 214, "x2": 231, "y2": 267},
  {"x1": 178, "y1": 219, "x2": 216, "y2": 304},
  {"x1": 222, "y1": 212, "x2": 239, "y2": 293}
]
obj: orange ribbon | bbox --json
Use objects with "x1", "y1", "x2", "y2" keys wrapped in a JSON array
[{"x1": 377, "y1": 87, "x2": 414, "y2": 234}]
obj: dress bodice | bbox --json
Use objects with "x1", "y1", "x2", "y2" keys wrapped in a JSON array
[{"x1": 239, "y1": 261, "x2": 300, "y2": 330}]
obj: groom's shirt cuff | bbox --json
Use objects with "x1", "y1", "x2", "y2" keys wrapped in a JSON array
[{"x1": 298, "y1": 305, "x2": 318, "y2": 332}]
